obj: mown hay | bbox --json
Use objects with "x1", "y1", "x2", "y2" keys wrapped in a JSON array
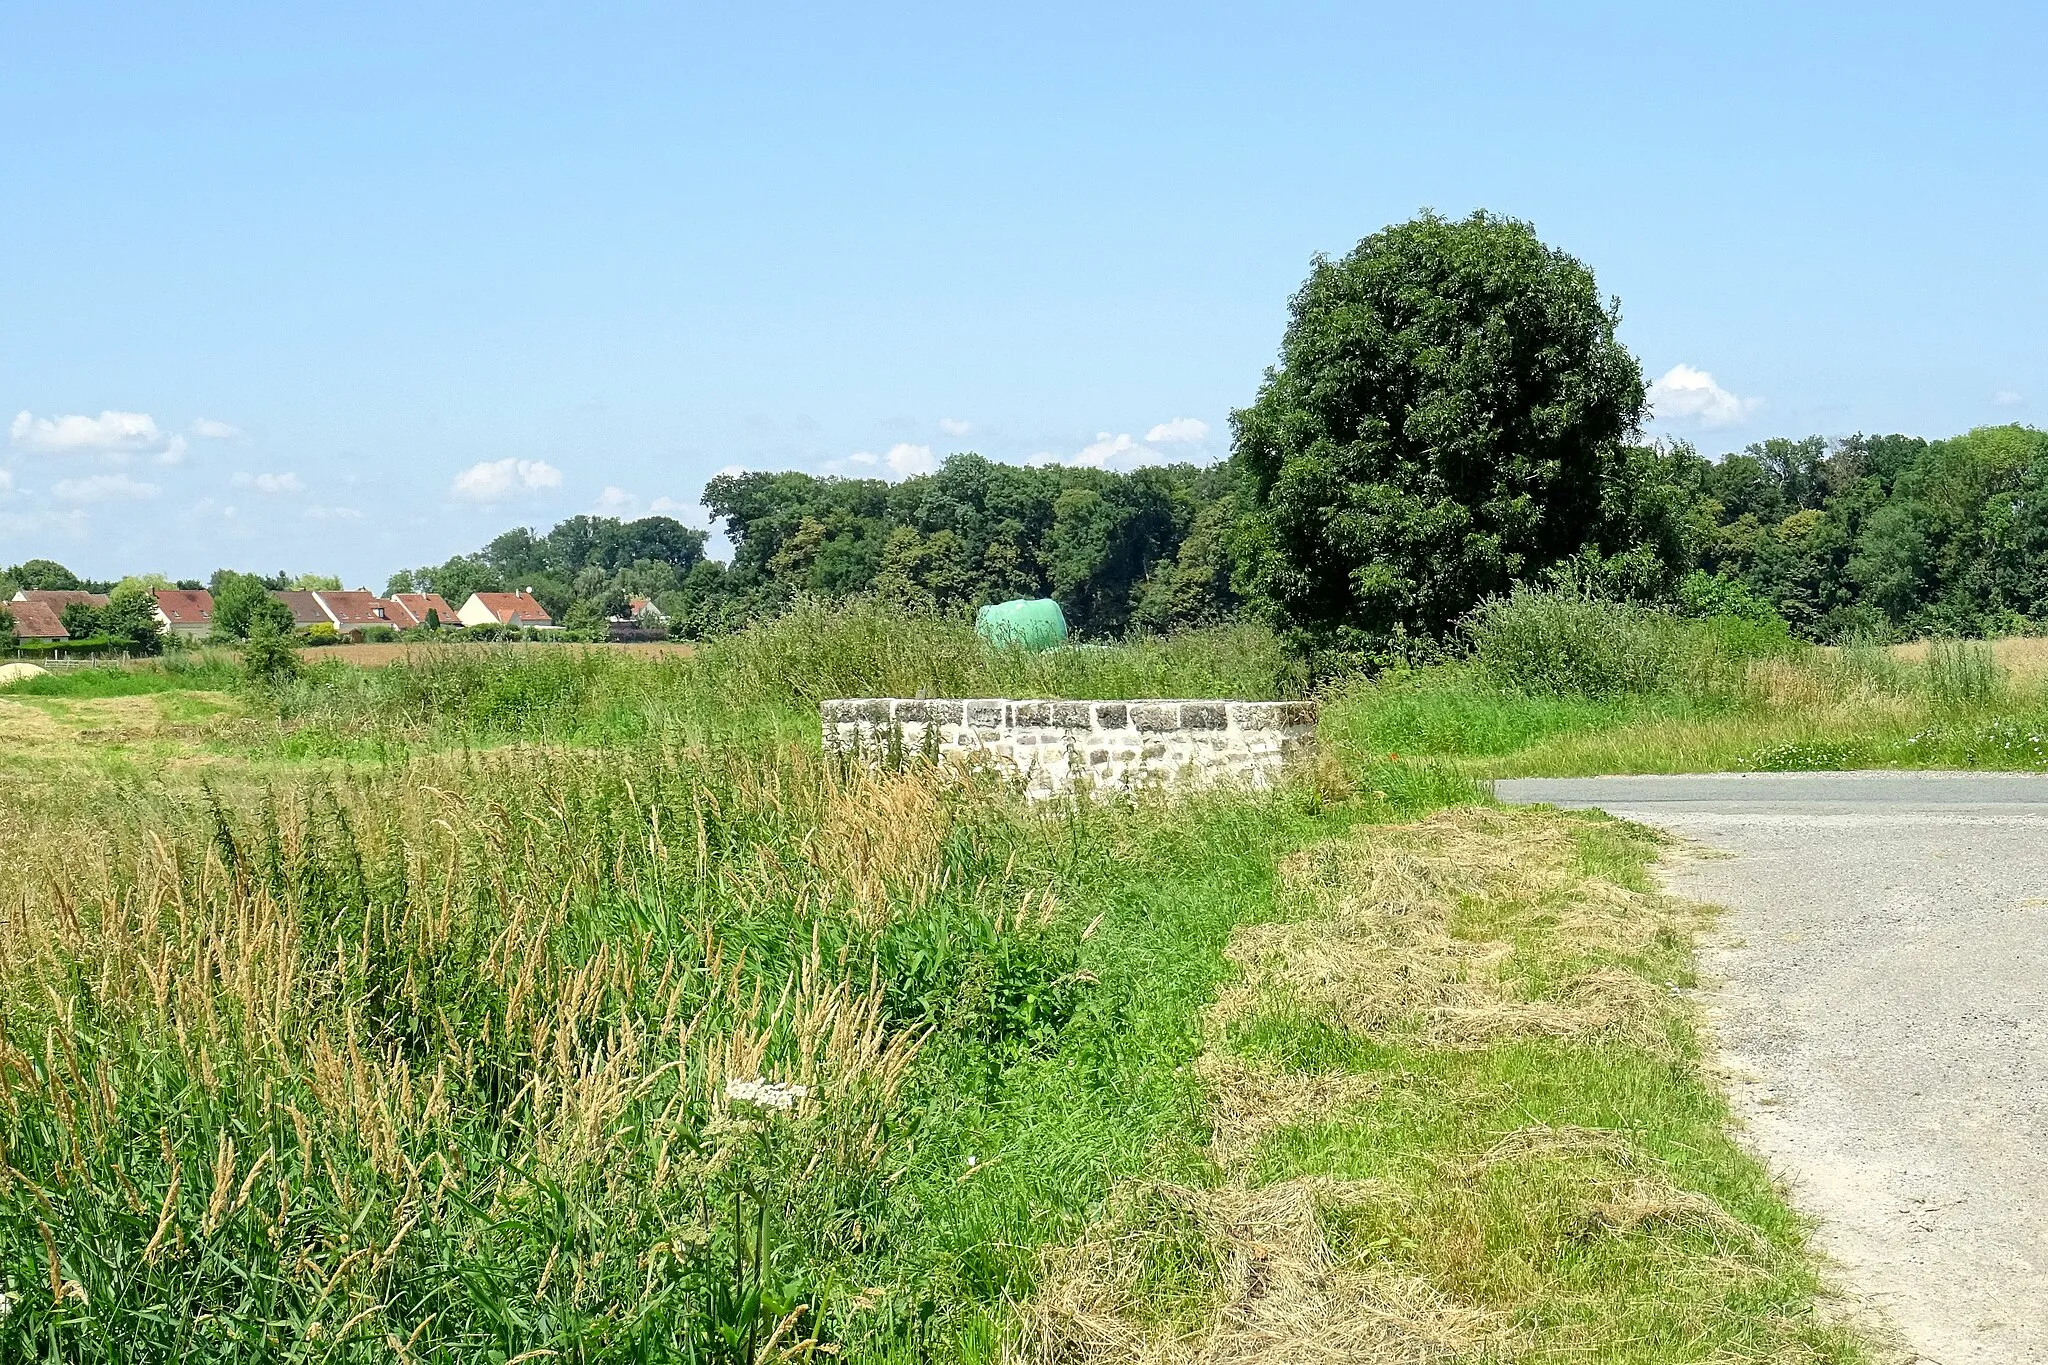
[
  {"x1": 1015, "y1": 1178, "x2": 1504, "y2": 1365},
  {"x1": 1214, "y1": 807, "x2": 1684, "y2": 1051}
]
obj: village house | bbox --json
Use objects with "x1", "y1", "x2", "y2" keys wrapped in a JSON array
[
  {"x1": 152, "y1": 589, "x2": 215, "y2": 641},
  {"x1": 307, "y1": 590, "x2": 406, "y2": 635},
  {"x1": 11, "y1": 589, "x2": 110, "y2": 613},
  {"x1": 270, "y1": 590, "x2": 332, "y2": 629},
  {"x1": 607, "y1": 595, "x2": 670, "y2": 642},
  {"x1": 457, "y1": 590, "x2": 557, "y2": 630},
  {"x1": 5, "y1": 599, "x2": 71, "y2": 643},
  {"x1": 388, "y1": 591, "x2": 460, "y2": 629},
  {"x1": 6, "y1": 589, "x2": 111, "y2": 644}
]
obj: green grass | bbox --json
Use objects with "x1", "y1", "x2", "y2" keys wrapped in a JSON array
[
  {"x1": 0, "y1": 651, "x2": 242, "y2": 697},
  {"x1": 0, "y1": 596, "x2": 1897, "y2": 1361}
]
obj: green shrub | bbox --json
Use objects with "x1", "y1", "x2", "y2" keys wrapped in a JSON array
[
  {"x1": 1461, "y1": 586, "x2": 1795, "y2": 701},
  {"x1": 1461, "y1": 587, "x2": 1682, "y2": 698},
  {"x1": 239, "y1": 619, "x2": 302, "y2": 686}
]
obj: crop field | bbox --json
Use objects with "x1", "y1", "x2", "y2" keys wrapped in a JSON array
[{"x1": 10, "y1": 591, "x2": 2038, "y2": 1361}]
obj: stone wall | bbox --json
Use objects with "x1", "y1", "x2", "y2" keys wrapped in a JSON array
[{"x1": 820, "y1": 698, "x2": 1317, "y2": 799}]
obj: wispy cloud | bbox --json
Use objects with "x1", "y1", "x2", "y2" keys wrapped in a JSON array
[
  {"x1": 232, "y1": 471, "x2": 303, "y2": 494},
  {"x1": 1144, "y1": 416, "x2": 1209, "y2": 444},
  {"x1": 450, "y1": 458, "x2": 563, "y2": 501},
  {"x1": 938, "y1": 417, "x2": 972, "y2": 437},
  {"x1": 1647, "y1": 364, "x2": 1759, "y2": 429},
  {"x1": 595, "y1": 485, "x2": 636, "y2": 513},
  {"x1": 53, "y1": 473, "x2": 160, "y2": 502},
  {"x1": 1995, "y1": 389, "x2": 2026, "y2": 408},
  {"x1": 190, "y1": 417, "x2": 243, "y2": 439}
]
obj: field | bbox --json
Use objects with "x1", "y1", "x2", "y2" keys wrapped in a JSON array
[
  {"x1": 299, "y1": 641, "x2": 699, "y2": 667},
  {"x1": 12, "y1": 592, "x2": 2033, "y2": 1361}
]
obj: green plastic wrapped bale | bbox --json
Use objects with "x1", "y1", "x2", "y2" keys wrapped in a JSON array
[{"x1": 975, "y1": 598, "x2": 1069, "y2": 651}]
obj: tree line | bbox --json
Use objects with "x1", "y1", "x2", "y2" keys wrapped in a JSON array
[{"x1": 12, "y1": 211, "x2": 2044, "y2": 661}]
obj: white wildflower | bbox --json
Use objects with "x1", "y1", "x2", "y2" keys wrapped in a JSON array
[
  {"x1": 0, "y1": 1289, "x2": 12, "y2": 1320},
  {"x1": 724, "y1": 1077, "x2": 809, "y2": 1112}
]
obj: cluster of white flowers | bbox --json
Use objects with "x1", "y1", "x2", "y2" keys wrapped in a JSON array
[{"x1": 724, "y1": 1077, "x2": 809, "y2": 1111}]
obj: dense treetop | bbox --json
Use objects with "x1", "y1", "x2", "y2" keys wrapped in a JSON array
[{"x1": 1231, "y1": 210, "x2": 1661, "y2": 663}]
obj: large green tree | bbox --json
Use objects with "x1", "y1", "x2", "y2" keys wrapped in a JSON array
[{"x1": 1231, "y1": 210, "x2": 1652, "y2": 661}]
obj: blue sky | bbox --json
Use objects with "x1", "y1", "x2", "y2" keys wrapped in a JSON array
[{"x1": 5, "y1": 1, "x2": 2045, "y2": 586}]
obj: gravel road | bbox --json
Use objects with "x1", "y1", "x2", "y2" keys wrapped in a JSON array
[{"x1": 1496, "y1": 772, "x2": 2048, "y2": 1365}]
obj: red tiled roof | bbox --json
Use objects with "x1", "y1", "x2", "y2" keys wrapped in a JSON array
[
  {"x1": 14, "y1": 589, "x2": 108, "y2": 612},
  {"x1": 311, "y1": 590, "x2": 405, "y2": 629},
  {"x1": 153, "y1": 589, "x2": 214, "y2": 625},
  {"x1": 470, "y1": 592, "x2": 553, "y2": 625},
  {"x1": 6, "y1": 599, "x2": 68, "y2": 640},
  {"x1": 271, "y1": 591, "x2": 330, "y2": 627},
  {"x1": 389, "y1": 592, "x2": 458, "y2": 627}
]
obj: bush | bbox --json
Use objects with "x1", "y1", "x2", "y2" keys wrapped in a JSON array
[
  {"x1": 1461, "y1": 587, "x2": 1682, "y2": 698},
  {"x1": 1461, "y1": 585, "x2": 1793, "y2": 700},
  {"x1": 240, "y1": 619, "x2": 301, "y2": 686},
  {"x1": 301, "y1": 622, "x2": 341, "y2": 646}
]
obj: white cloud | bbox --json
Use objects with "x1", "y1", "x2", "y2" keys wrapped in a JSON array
[
  {"x1": 11, "y1": 409, "x2": 165, "y2": 453},
  {"x1": 1995, "y1": 389, "x2": 2026, "y2": 408},
  {"x1": 0, "y1": 469, "x2": 12, "y2": 493},
  {"x1": 53, "y1": 473, "x2": 160, "y2": 502},
  {"x1": 1072, "y1": 432, "x2": 1145, "y2": 468},
  {"x1": 596, "y1": 485, "x2": 636, "y2": 513},
  {"x1": 1647, "y1": 364, "x2": 1759, "y2": 429},
  {"x1": 190, "y1": 417, "x2": 243, "y2": 439},
  {"x1": 232, "y1": 471, "x2": 302, "y2": 493},
  {"x1": 154, "y1": 434, "x2": 190, "y2": 466},
  {"x1": 303, "y1": 505, "x2": 363, "y2": 521},
  {"x1": 836, "y1": 442, "x2": 938, "y2": 478},
  {"x1": 939, "y1": 417, "x2": 972, "y2": 437},
  {"x1": 450, "y1": 457, "x2": 563, "y2": 501},
  {"x1": 887, "y1": 443, "x2": 935, "y2": 476},
  {"x1": 1144, "y1": 417, "x2": 1209, "y2": 444}
]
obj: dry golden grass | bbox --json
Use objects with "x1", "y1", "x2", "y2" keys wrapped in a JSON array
[
  {"x1": 814, "y1": 767, "x2": 953, "y2": 927},
  {"x1": 1889, "y1": 635, "x2": 2048, "y2": 676}
]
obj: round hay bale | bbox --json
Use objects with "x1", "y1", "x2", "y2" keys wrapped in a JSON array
[{"x1": 0, "y1": 661, "x2": 50, "y2": 685}]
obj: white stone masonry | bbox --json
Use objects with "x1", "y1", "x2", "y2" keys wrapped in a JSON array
[{"x1": 820, "y1": 698, "x2": 1317, "y2": 799}]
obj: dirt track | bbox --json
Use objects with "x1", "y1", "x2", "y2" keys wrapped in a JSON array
[{"x1": 1499, "y1": 772, "x2": 2048, "y2": 1363}]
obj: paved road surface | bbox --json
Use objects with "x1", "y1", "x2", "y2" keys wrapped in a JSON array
[{"x1": 1496, "y1": 772, "x2": 2048, "y2": 1365}]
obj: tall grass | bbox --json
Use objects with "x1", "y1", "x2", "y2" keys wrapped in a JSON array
[
  {"x1": 263, "y1": 598, "x2": 1302, "y2": 756},
  {"x1": 1322, "y1": 586, "x2": 2048, "y2": 776},
  {"x1": 0, "y1": 712, "x2": 1441, "y2": 1359}
]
